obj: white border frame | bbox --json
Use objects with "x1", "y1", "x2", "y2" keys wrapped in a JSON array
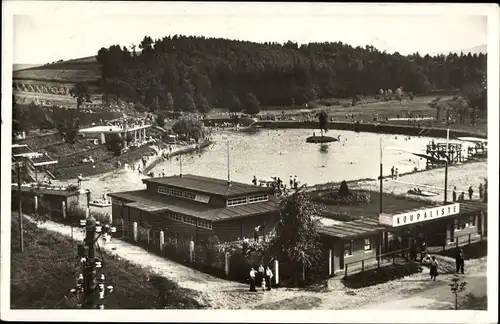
[{"x1": 2, "y1": 2, "x2": 498, "y2": 323}]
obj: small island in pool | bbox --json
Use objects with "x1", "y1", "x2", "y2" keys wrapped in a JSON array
[{"x1": 306, "y1": 135, "x2": 340, "y2": 143}]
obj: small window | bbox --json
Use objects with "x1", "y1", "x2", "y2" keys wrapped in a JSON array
[
  {"x1": 469, "y1": 215, "x2": 476, "y2": 227},
  {"x1": 197, "y1": 219, "x2": 212, "y2": 230},
  {"x1": 344, "y1": 241, "x2": 353, "y2": 257},
  {"x1": 364, "y1": 238, "x2": 372, "y2": 252}
]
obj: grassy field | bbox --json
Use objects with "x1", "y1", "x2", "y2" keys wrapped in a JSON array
[
  {"x1": 13, "y1": 56, "x2": 100, "y2": 83},
  {"x1": 10, "y1": 215, "x2": 206, "y2": 309}
]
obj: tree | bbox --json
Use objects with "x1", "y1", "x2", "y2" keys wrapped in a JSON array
[
  {"x1": 155, "y1": 114, "x2": 166, "y2": 128},
  {"x1": 171, "y1": 118, "x2": 205, "y2": 141},
  {"x1": 56, "y1": 118, "x2": 80, "y2": 144},
  {"x1": 107, "y1": 133, "x2": 124, "y2": 156},
  {"x1": 338, "y1": 180, "x2": 351, "y2": 197},
  {"x1": 125, "y1": 133, "x2": 133, "y2": 146},
  {"x1": 449, "y1": 274, "x2": 467, "y2": 310},
  {"x1": 461, "y1": 82, "x2": 487, "y2": 113},
  {"x1": 12, "y1": 95, "x2": 24, "y2": 136},
  {"x1": 93, "y1": 35, "x2": 486, "y2": 110},
  {"x1": 229, "y1": 94, "x2": 242, "y2": 115},
  {"x1": 69, "y1": 82, "x2": 92, "y2": 110},
  {"x1": 195, "y1": 92, "x2": 210, "y2": 114},
  {"x1": 183, "y1": 93, "x2": 197, "y2": 113},
  {"x1": 395, "y1": 87, "x2": 403, "y2": 101},
  {"x1": 270, "y1": 188, "x2": 323, "y2": 285},
  {"x1": 387, "y1": 89, "x2": 393, "y2": 100},
  {"x1": 166, "y1": 92, "x2": 174, "y2": 111},
  {"x1": 244, "y1": 93, "x2": 260, "y2": 116},
  {"x1": 318, "y1": 110, "x2": 329, "y2": 136}
]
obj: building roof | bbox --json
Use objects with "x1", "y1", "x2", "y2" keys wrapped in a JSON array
[
  {"x1": 108, "y1": 189, "x2": 280, "y2": 222},
  {"x1": 11, "y1": 184, "x2": 81, "y2": 198},
  {"x1": 142, "y1": 174, "x2": 273, "y2": 198},
  {"x1": 319, "y1": 218, "x2": 388, "y2": 239}
]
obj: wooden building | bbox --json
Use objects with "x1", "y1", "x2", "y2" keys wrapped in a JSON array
[
  {"x1": 11, "y1": 184, "x2": 81, "y2": 218},
  {"x1": 318, "y1": 200, "x2": 487, "y2": 276},
  {"x1": 108, "y1": 174, "x2": 281, "y2": 243}
]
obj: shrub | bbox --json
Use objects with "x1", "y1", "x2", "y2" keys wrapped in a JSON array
[
  {"x1": 312, "y1": 190, "x2": 372, "y2": 205},
  {"x1": 342, "y1": 263, "x2": 423, "y2": 289}
]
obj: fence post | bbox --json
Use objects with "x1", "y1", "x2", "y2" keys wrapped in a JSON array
[
  {"x1": 34, "y1": 196, "x2": 38, "y2": 213},
  {"x1": 344, "y1": 264, "x2": 348, "y2": 277},
  {"x1": 377, "y1": 256, "x2": 380, "y2": 268},
  {"x1": 274, "y1": 259, "x2": 279, "y2": 285},
  {"x1": 455, "y1": 237, "x2": 459, "y2": 248},
  {"x1": 121, "y1": 219, "x2": 125, "y2": 239},
  {"x1": 328, "y1": 249, "x2": 332, "y2": 276},
  {"x1": 61, "y1": 201, "x2": 67, "y2": 220},
  {"x1": 468, "y1": 234, "x2": 471, "y2": 245},
  {"x1": 189, "y1": 240, "x2": 194, "y2": 262},
  {"x1": 133, "y1": 222, "x2": 138, "y2": 242},
  {"x1": 224, "y1": 252, "x2": 230, "y2": 276},
  {"x1": 147, "y1": 229, "x2": 150, "y2": 244},
  {"x1": 361, "y1": 260, "x2": 365, "y2": 272},
  {"x1": 159, "y1": 231, "x2": 164, "y2": 252}
]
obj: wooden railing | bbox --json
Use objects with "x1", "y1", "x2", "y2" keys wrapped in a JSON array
[
  {"x1": 344, "y1": 247, "x2": 410, "y2": 277},
  {"x1": 427, "y1": 230, "x2": 488, "y2": 254},
  {"x1": 344, "y1": 230, "x2": 488, "y2": 277}
]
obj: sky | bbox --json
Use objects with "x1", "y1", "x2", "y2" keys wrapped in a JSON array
[{"x1": 11, "y1": 3, "x2": 488, "y2": 64}]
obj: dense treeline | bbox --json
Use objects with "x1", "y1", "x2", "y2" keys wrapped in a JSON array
[{"x1": 96, "y1": 35, "x2": 487, "y2": 113}]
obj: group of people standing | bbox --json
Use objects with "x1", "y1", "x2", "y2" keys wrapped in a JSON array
[
  {"x1": 452, "y1": 183, "x2": 484, "y2": 202},
  {"x1": 390, "y1": 166, "x2": 399, "y2": 180},
  {"x1": 249, "y1": 264, "x2": 274, "y2": 292}
]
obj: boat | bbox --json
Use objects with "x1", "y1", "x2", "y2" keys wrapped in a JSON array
[
  {"x1": 407, "y1": 189, "x2": 439, "y2": 197},
  {"x1": 89, "y1": 199, "x2": 112, "y2": 207}
]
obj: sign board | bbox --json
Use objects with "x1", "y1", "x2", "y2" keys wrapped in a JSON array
[{"x1": 379, "y1": 203, "x2": 460, "y2": 227}]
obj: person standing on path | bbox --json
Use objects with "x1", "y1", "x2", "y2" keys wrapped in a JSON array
[
  {"x1": 258, "y1": 264, "x2": 265, "y2": 286},
  {"x1": 452, "y1": 187, "x2": 457, "y2": 202},
  {"x1": 468, "y1": 186, "x2": 474, "y2": 200},
  {"x1": 429, "y1": 256, "x2": 439, "y2": 281},
  {"x1": 391, "y1": 166, "x2": 395, "y2": 180},
  {"x1": 249, "y1": 268, "x2": 257, "y2": 292},
  {"x1": 265, "y1": 266, "x2": 273, "y2": 291},
  {"x1": 455, "y1": 248, "x2": 465, "y2": 274},
  {"x1": 395, "y1": 168, "x2": 399, "y2": 180},
  {"x1": 77, "y1": 174, "x2": 83, "y2": 187}
]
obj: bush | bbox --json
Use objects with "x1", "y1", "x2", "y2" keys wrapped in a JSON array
[{"x1": 311, "y1": 183, "x2": 372, "y2": 206}]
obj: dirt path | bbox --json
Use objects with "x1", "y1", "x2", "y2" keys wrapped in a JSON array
[
  {"x1": 363, "y1": 270, "x2": 486, "y2": 310},
  {"x1": 27, "y1": 216, "x2": 488, "y2": 310}
]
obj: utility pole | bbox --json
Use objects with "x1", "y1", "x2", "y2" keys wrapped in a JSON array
[
  {"x1": 227, "y1": 140, "x2": 231, "y2": 184},
  {"x1": 444, "y1": 129, "x2": 450, "y2": 203},
  {"x1": 17, "y1": 161, "x2": 24, "y2": 253},
  {"x1": 72, "y1": 216, "x2": 116, "y2": 309},
  {"x1": 379, "y1": 135, "x2": 383, "y2": 215},
  {"x1": 179, "y1": 153, "x2": 183, "y2": 177},
  {"x1": 83, "y1": 216, "x2": 97, "y2": 309}
]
